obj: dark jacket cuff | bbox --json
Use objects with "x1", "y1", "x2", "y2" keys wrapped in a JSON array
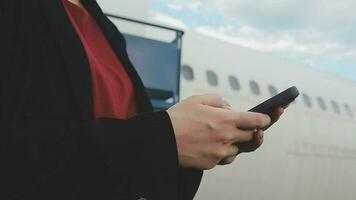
[{"x1": 178, "y1": 167, "x2": 203, "y2": 200}]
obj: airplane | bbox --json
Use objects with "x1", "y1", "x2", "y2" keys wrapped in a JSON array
[{"x1": 99, "y1": 1, "x2": 356, "y2": 199}]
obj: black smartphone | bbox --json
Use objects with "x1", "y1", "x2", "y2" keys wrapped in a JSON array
[{"x1": 248, "y1": 86, "x2": 299, "y2": 116}]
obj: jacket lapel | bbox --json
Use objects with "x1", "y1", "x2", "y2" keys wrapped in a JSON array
[
  {"x1": 81, "y1": 0, "x2": 154, "y2": 113},
  {"x1": 40, "y1": 0, "x2": 94, "y2": 120},
  {"x1": 40, "y1": 0, "x2": 153, "y2": 119}
]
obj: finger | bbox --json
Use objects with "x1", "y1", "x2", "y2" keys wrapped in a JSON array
[
  {"x1": 255, "y1": 131, "x2": 264, "y2": 146},
  {"x1": 218, "y1": 155, "x2": 237, "y2": 165},
  {"x1": 271, "y1": 107, "x2": 284, "y2": 124},
  {"x1": 228, "y1": 129, "x2": 257, "y2": 144},
  {"x1": 237, "y1": 130, "x2": 264, "y2": 153},
  {"x1": 238, "y1": 131, "x2": 264, "y2": 153},
  {"x1": 227, "y1": 144, "x2": 239, "y2": 157},
  {"x1": 194, "y1": 94, "x2": 231, "y2": 109},
  {"x1": 235, "y1": 112, "x2": 271, "y2": 129},
  {"x1": 219, "y1": 145, "x2": 239, "y2": 165},
  {"x1": 264, "y1": 108, "x2": 284, "y2": 131}
]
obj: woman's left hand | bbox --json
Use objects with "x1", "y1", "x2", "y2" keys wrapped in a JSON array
[{"x1": 218, "y1": 107, "x2": 284, "y2": 165}]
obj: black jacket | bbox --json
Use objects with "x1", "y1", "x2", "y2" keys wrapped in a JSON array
[{"x1": 0, "y1": 0, "x2": 203, "y2": 199}]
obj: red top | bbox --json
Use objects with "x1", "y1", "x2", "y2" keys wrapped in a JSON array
[{"x1": 62, "y1": 0, "x2": 138, "y2": 119}]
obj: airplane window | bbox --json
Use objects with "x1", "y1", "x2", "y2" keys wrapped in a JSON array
[
  {"x1": 316, "y1": 97, "x2": 327, "y2": 111},
  {"x1": 249, "y1": 80, "x2": 261, "y2": 95},
  {"x1": 229, "y1": 76, "x2": 240, "y2": 91},
  {"x1": 302, "y1": 93, "x2": 312, "y2": 107},
  {"x1": 206, "y1": 70, "x2": 218, "y2": 86},
  {"x1": 268, "y1": 85, "x2": 278, "y2": 97},
  {"x1": 182, "y1": 65, "x2": 194, "y2": 81},
  {"x1": 343, "y1": 104, "x2": 354, "y2": 117},
  {"x1": 331, "y1": 100, "x2": 341, "y2": 114}
]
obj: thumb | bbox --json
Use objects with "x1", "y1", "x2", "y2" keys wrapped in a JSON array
[{"x1": 193, "y1": 94, "x2": 231, "y2": 109}]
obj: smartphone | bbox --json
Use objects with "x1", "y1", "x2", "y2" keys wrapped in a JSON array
[{"x1": 248, "y1": 86, "x2": 299, "y2": 116}]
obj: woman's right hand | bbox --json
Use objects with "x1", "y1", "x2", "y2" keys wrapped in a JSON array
[{"x1": 167, "y1": 94, "x2": 271, "y2": 170}]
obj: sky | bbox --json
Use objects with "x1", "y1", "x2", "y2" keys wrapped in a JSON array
[{"x1": 148, "y1": 0, "x2": 356, "y2": 81}]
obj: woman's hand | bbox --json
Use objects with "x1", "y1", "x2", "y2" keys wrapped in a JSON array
[
  {"x1": 219, "y1": 108, "x2": 284, "y2": 165},
  {"x1": 167, "y1": 94, "x2": 272, "y2": 170}
]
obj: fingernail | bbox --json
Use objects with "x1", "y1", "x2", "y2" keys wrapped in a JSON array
[
  {"x1": 223, "y1": 100, "x2": 232, "y2": 110},
  {"x1": 265, "y1": 114, "x2": 272, "y2": 124}
]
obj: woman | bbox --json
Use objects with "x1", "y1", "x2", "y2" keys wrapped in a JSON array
[{"x1": 0, "y1": 0, "x2": 283, "y2": 199}]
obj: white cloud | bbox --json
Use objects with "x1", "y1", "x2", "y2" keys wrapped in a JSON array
[
  {"x1": 155, "y1": 0, "x2": 205, "y2": 13},
  {"x1": 196, "y1": 25, "x2": 298, "y2": 52},
  {"x1": 167, "y1": 3, "x2": 183, "y2": 11},
  {"x1": 151, "y1": 12, "x2": 188, "y2": 29},
  {"x1": 151, "y1": 0, "x2": 356, "y2": 78},
  {"x1": 186, "y1": 1, "x2": 203, "y2": 12}
]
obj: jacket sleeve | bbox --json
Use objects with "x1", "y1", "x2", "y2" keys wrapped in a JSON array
[
  {"x1": 178, "y1": 167, "x2": 204, "y2": 200},
  {"x1": 95, "y1": 6, "x2": 204, "y2": 199},
  {"x1": 0, "y1": 111, "x2": 180, "y2": 198}
]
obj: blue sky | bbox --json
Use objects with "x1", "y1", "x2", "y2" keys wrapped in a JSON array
[{"x1": 148, "y1": 0, "x2": 356, "y2": 81}]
